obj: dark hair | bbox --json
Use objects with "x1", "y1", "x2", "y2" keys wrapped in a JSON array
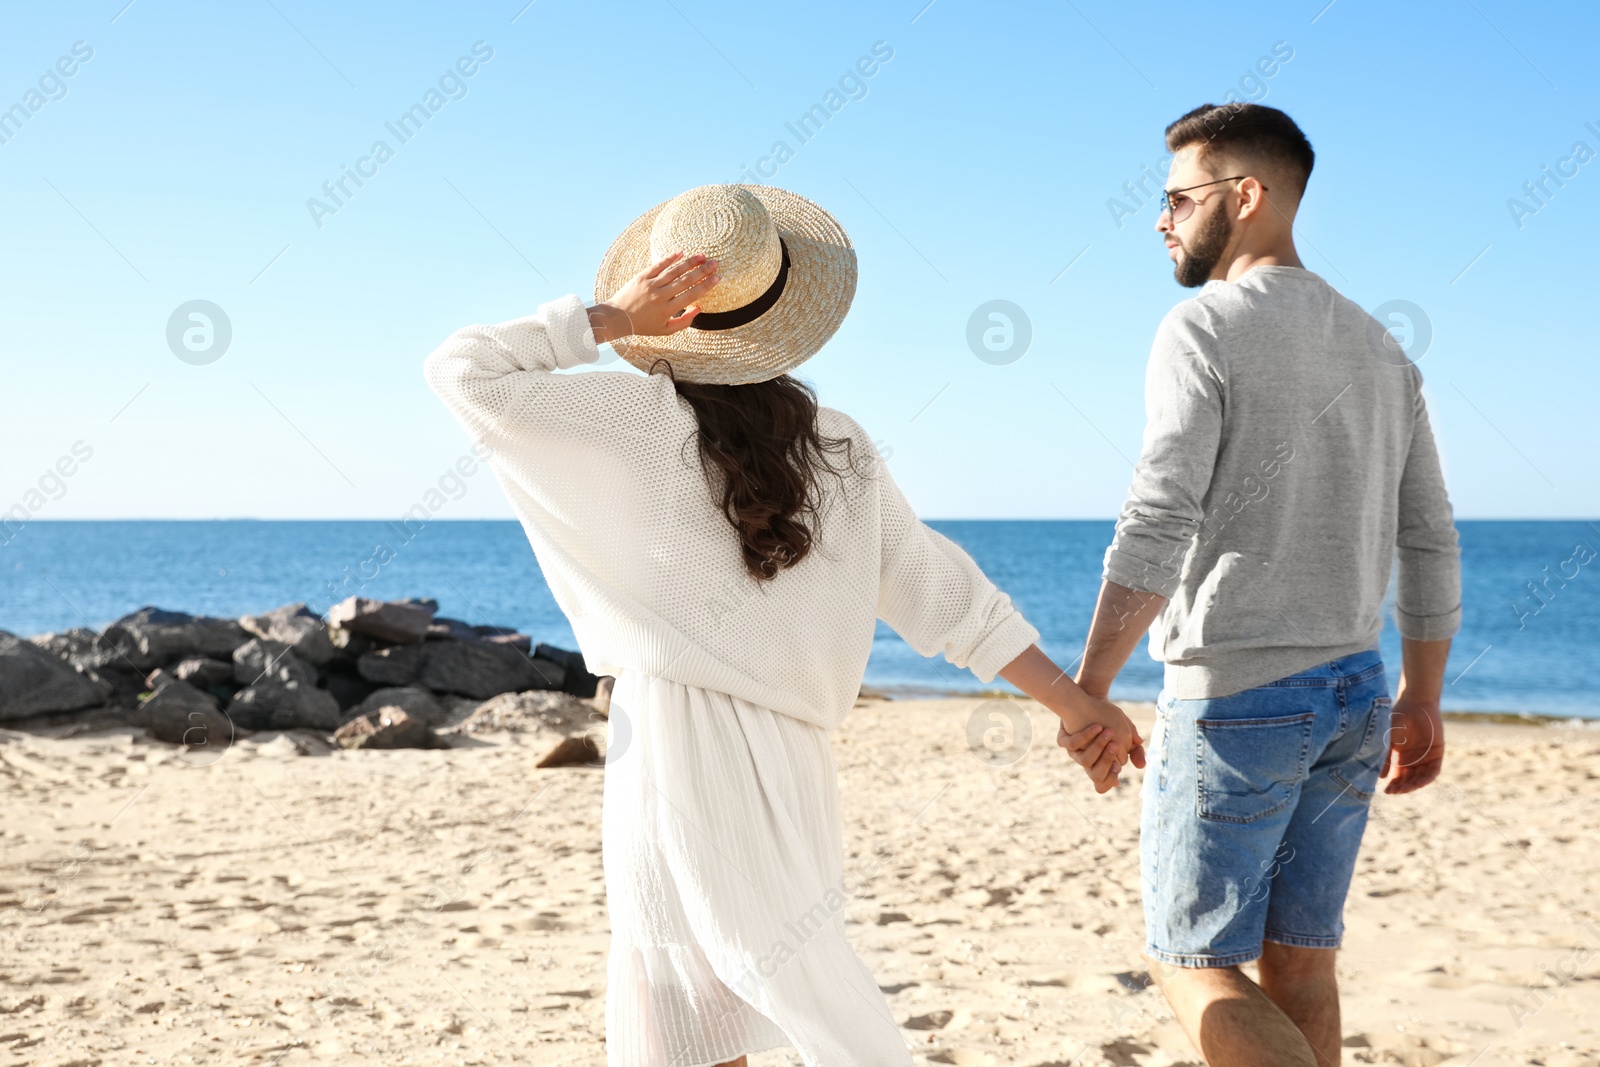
[
  {"x1": 653, "y1": 359, "x2": 868, "y2": 581},
  {"x1": 1165, "y1": 102, "x2": 1314, "y2": 197}
]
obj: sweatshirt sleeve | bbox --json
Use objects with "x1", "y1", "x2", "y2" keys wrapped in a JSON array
[
  {"x1": 1102, "y1": 312, "x2": 1225, "y2": 598},
  {"x1": 422, "y1": 293, "x2": 608, "y2": 449},
  {"x1": 873, "y1": 457, "x2": 1039, "y2": 684},
  {"x1": 1394, "y1": 383, "x2": 1462, "y2": 640}
]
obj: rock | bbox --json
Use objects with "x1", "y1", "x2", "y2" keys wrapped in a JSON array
[
  {"x1": 0, "y1": 630, "x2": 114, "y2": 720},
  {"x1": 323, "y1": 667, "x2": 379, "y2": 711},
  {"x1": 32, "y1": 630, "x2": 148, "y2": 705},
  {"x1": 451, "y1": 689, "x2": 600, "y2": 736},
  {"x1": 475, "y1": 626, "x2": 532, "y2": 652},
  {"x1": 333, "y1": 706, "x2": 442, "y2": 750},
  {"x1": 591, "y1": 675, "x2": 615, "y2": 717},
  {"x1": 326, "y1": 597, "x2": 436, "y2": 645},
  {"x1": 145, "y1": 668, "x2": 181, "y2": 692},
  {"x1": 425, "y1": 617, "x2": 481, "y2": 643},
  {"x1": 326, "y1": 626, "x2": 374, "y2": 657},
  {"x1": 29, "y1": 628, "x2": 123, "y2": 671},
  {"x1": 905, "y1": 1010, "x2": 954, "y2": 1031},
  {"x1": 534, "y1": 735, "x2": 602, "y2": 768},
  {"x1": 169, "y1": 657, "x2": 236, "y2": 690},
  {"x1": 239, "y1": 603, "x2": 337, "y2": 666},
  {"x1": 232, "y1": 638, "x2": 318, "y2": 689},
  {"x1": 356, "y1": 644, "x2": 425, "y2": 687},
  {"x1": 355, "y1": 641, "x2": 561, "y2": 700},
  {"x1": 534, "y1": 642, "x2": 600, "y2": 698},
  {"x1": 351, "y1": 686, "x2": 447, "y2": 726},
  {"x1": 144, "y1": 679, "x2": 234, "y2": 750},
  {"x1": 418, "y1": 641, "x2": 564, "y2": 699},
  {"x1": 101, "y1": 607, "x2": 249, "y2": 670},
  {"x1": 454, "y1": 690, "x2": 610, "y2": 768},
  {"x1": 227, "y1": 681, "x2": 341, "y2": 731}
]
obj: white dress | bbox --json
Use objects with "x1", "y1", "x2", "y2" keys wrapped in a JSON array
[{"x1": 424, "y1": 294, "x2": 1040, "y2": 1066}]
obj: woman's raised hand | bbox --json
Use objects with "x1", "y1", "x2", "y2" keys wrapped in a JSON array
[{"x1": 588, "y1": 252, "x2": 720, "y2": 344}]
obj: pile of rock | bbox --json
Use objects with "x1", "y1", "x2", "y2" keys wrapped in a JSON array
[{"x1": 0, "y1": 596, "x2": 610, "y2": 759}]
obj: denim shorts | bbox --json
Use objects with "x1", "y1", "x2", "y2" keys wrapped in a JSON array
[{"x1": 1140, "y1": 649, "x2": 1390, "y2": 968}]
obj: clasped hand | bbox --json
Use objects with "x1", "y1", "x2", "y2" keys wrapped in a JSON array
[{"x1": 1058, "y1": 693, "x2": 1146, "y2": 795}]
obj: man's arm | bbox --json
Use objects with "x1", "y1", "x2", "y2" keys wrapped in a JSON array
[
  {"x1": 1385, "y1": 380, "x2": 1460, "y2": 795},
  {"x1": 1075, "y1": 580, "x2": 1168, "y2": 699},
  {"x1": 1086, "y1": 313, "x2": 1222, "y2": 699},
  {"x1": 1384, "y1": 636, "x2": 1450, "y2": 794}
]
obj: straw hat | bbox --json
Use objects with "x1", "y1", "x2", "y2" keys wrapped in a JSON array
[{"x1": 594, "y1": 184, "x2": 857, "y2": 385}]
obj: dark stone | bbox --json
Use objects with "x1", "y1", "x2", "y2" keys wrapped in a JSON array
[
  {"x1": 29, "y1": 628, "x2": 124, "y2": 672},
  {"x1": 356, "y1": 644, "x2": 425, "y2": 687},
  {"x1": 351, "y1": 686, "x2": 447, "y2": 727},
  {"x1": 327, "y1": 627, "x2": 375, "y2": 658},
  {"x1": 475, "y1": 626, "x2": 532, "y2": 652},
  {"x1": 239, "y1": 603, "x2": 337, "y2": 666},
  {"x1": 426, "y1": 617, "x2": 481, "y2": 643},
  {"x1": 417, "y1": 641, "x2": 563, "y2": 700},
  {"x1": 101, "y1": 607, "x2": 249, "y2": 671},
  {"x1": 327, "y1": 597, "x2": 436, "y2": 645},
  {"x1": 232, "y1": 638, "x2": 318, "y2": 689},
  {"x1": 534, "y1": 643, "x2": 600, "y2": 698},
  {"x1": 0, "y1": 630, "x2": 114, "y2": 720},
  {"x1": 169, "y1": 657, "x2": 236, "y2": 690},
  {"x1": 144, "y1": 679, "x2": 234, "y2": 750},
  {"x1": 333, "y1": 706, "x2": 443, "y2": 750},
  {"x1": 227, "y1": 681, "x2": 341, "y2": 731},
  {"x1": 145, "y1": 668, "x2": 181, "y2": 692},
  {"x1": 323, "y1": 667, "x2": 379, "y2": 712}
]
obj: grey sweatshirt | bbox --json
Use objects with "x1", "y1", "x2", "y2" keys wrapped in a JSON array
[{"x1": 1103, "y1": 265, "x2": 1461, "y2": 699}]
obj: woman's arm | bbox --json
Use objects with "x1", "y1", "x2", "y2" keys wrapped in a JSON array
[
  {"x1": 589, "y1": 252, "x2": 719, "y2": 343},
  {"x1": 423, "y1": 252, "x2": 720, "y2": 450},
  {"x1": 998, "y1": 643, "x2": 1144, "y2": 793}
]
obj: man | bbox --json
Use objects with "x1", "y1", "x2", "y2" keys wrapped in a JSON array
[{"x1": 1066, "y1": 103, "x2": 1461, "y2": 1065}]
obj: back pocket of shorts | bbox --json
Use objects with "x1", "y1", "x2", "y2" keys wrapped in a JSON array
[
  {"x1": 1331, "y1": 697, "x2": 1390, "y2": 802},
  {"x1": 1196, "y1": 712, "x2": 1315, "y2": 824}
]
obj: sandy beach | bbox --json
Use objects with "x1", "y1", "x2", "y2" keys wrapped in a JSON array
[{"x1": 4, "y1": 695, "x2": 1598, "y2": 1067}]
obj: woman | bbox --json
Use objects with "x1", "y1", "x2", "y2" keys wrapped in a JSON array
[{"x1": 425, "y1": 184, "x2": 1140, "y2": 1066}]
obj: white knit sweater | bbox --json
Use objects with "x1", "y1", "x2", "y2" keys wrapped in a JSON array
[{"x1": 423, "y1": 294, "x2": 1039, "y2": 730}]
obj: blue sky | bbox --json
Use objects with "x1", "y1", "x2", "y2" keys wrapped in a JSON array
[{"x1": 2, "y1": 0, "x2": 1595, "y2": 521}]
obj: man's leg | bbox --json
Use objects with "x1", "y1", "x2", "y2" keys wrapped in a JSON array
[
  {"x1": 1259, "y1": 942, "x2": 1340, "y2": 1064},
  {"x1": 1145, "y1": 954, "x2": 1317, "y2": 1067}
]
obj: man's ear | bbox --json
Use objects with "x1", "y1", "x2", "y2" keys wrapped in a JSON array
[{"x1": 1236, "y1": 175, "x2": 1271, "y2": 221}]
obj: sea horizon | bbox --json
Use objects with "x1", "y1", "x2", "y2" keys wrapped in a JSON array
[{"x1": 3, "y1": 518, "x2": 1596, "y2": 719}]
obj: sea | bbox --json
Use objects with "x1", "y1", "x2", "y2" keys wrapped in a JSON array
[{"x1": 2, "y1": 520, "x2": 1595, "y2": 719}]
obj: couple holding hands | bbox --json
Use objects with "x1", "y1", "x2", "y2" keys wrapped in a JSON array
[{"x1": 424, "y1": 101, "x2": 1461, "y2": 1067}]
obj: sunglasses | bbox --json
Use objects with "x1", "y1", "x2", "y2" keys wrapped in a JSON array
[{"x1": 1160, "y1": 176, "x2": 1266, "y2": 224}]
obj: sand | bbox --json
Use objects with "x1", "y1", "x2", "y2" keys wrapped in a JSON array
[{"x1": 3, "y1": 696, "x2": 1598, "y2": 1067}]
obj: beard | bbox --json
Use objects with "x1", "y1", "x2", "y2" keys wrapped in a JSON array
[{"x1": 1172, "y1": 206, "x2": 1233, "y2": 287}]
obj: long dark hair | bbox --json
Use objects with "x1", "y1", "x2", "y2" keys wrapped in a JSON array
[{"x1": 652, "y1": 359, "x2": 867, "y2": 581}]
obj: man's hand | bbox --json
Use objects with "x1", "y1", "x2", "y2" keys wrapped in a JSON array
[
  {"x1": 589, "y1": 251, "x2": 720, "y2": 343},
  {"x1": 1383, "y1": 692, "x2": 1444, "y2": 794},
  {"x1": 1059, "y1": 722, "x2": 1126, "y2": 794},
  {"x1": 1057, "y1": 697, "x2": 1144, "y2": 794}
]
